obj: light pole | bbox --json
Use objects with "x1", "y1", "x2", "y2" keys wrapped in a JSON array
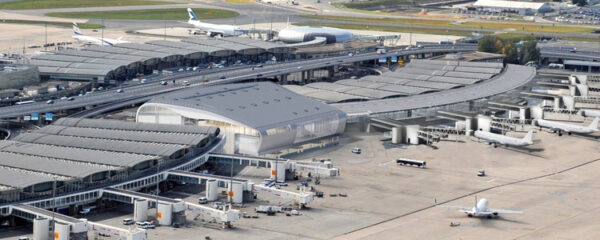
[
  {"x1": 229, "y1": 158, "x2": 233, "y2": 204},
  {"x1": 51, "y1": 177, "x2": 56, "y2": 236},
  {"x1": 155, "y1": 162, "x2": 159, "y2": 221},
  {"x1": 101, "y1": 19, "x2": 105, "y2": 46},
  {"x1": 44, "y1": 23, "x2": 47, "y2": 51}
]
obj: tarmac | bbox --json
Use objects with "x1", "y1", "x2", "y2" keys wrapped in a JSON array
[{"x1": 3, "y1": 119, "x2": 600, "y2": 240}]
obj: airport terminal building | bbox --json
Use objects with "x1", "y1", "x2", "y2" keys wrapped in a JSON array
[{"x1": 136, "y1": 82, "x2": 346, "y2": 156}]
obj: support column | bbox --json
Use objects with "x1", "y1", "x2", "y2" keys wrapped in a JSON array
[
  {"x1": 465, "y1": 118, "x2": 473, "y2": 136},
  {"x1": 519, "y1": 108, "x2": 526, "y2": 121},
  {"x1": 328, "y1": 66, "x2": 335, "y2": 78},
  {"x1": 301, "y1": 71, "x2": 307, "y2": 83},
  {"x1": 279, "y1": 74, "x2": 287, "y2": 84}
]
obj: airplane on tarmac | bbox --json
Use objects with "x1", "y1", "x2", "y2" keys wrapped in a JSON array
[
  {"x1": 72, "y1": 23, "x2": 129, "y2": 46},
  {"x1": 532, "y1": 117, "x2": 599, "y2": 136},
  {"x1": 186, "y1": 8, "x2": 244, "y2": 37},
  {"x1": 439, "y1": 197, "x2": 523, "y2": 219},
  {"x1": 473, "y1": 129, "x2": 534, "y2": 148},
  {"x1": 580, "y1": 109, "x2": 600, "y2": 118}
]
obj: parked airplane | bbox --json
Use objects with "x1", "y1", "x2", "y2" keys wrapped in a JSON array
[
  {"x1": 72, "y1": 22, "x2": 129, "y2": 46},
  {"x1": 440, "y1": 197, "x2": 523, "y2": 218},
  {"x1": 186, "y1": 8, "x2": 243, "y2": 37},
  {"x1": 473, "y1": 129, "x2": 534, "y2": 148},
  {"x1": 532, "y1": 117, "x2": 599, "y2": 136},
  {"x1": 581, "y1": 109, "x2": 600, "y2": 118}
]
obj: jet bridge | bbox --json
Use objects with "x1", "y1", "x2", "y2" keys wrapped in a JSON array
[
  {"x1": 168, "y1": 170, "x2": 249, "y2": 188},
  {"x1": 102, "y1": 188, "x2": 188, "y2": 227},
  {"x1": 521, "y1": 91, "x2": 563, "y2": 110},
  {"x1": 10, "y1": 204, "x2": 147, "y2": 240},
  {"x1": 185, "y1": 202, "x2": 240, "y2": 228},
  {"x1": 536, "y1": 81, "x2": 592, "y2": 97},
  {"x1": 487, "y1": 101, "x2": 529, "y2": 120},
  {"x1": 208, "y1": 153, "x2": 340, "y2": 180},
  {"x1": 417, "y1": 130, "x2": 441, "y2": 145},
  {"x1": 437, "y1": 111, "x2": 478, "y2": 136},
  {"x1": 102, "y1": 187, "x2": 240, "y2": 226},
  {"x1": 573, "y1": 96, "x2": 600, "y2": 109},
  {"x1": 252, "y1": 184, "x2": 314, "y2": 207}
]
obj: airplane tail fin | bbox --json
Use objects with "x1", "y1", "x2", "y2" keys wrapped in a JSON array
[
  {"x1": 187, "y1": 8, "x2": 198, "y2": 21},
  {"x1": 588, "y1": 117, "x2": 599, "y2": 130},
  {"x1": 523, "y1": 130, "x2": 534, "y2": 144},
  {"x1": 73, "y1": 22, "x2": 83, "y2": 35}
]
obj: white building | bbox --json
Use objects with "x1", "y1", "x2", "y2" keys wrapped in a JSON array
[
  {"x1": 136, "y1": 82, "x2": 346, "y2": 156},
  {"x1": 472, "y1": 0, "x2": 552, "y2": 15}
]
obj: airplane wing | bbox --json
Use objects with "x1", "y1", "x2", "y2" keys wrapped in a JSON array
[
  {"x1": 437, "y1": 205, "x2": 472, "y2": 213},
  {"x1": 486, "y1": 208, "x2": 523, "y2": 214}
]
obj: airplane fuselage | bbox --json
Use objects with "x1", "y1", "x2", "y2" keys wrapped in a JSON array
[
  {"x1": 466, "y1": 199, "x2": 498, "y2": 217},
  {"x1": 474, "y1": 131, "x2": 532, "y2": 147},
  {"x1": 72, "y1": 34, "x2": 128, "y2": 46},
  {"x1": 535, "y1": 119, "x2": 596, "y2": 134},
  {"x1": 188, "y1": 20, "x2": 242, "y2": 36}
]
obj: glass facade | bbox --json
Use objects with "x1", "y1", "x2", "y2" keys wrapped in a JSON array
[
  {"x1": 137, "y1": 103, "x2": 346, "y2": 156},
  {"x1": 294, "y1": 113, "x2": 343, "y2": 144}
]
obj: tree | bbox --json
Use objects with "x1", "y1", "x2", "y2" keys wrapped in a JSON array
[
  {"x1": 520, "y1": 41, "x2": 540, "y2": 64},
  {"x1": 478, "y1": 36, "x2": 500, "y2": 53},
  {"x1": 572, "y1": 0, "x2": 587, "y2": 6},
  {"x1": 503, "y1": 43, "x2": 518, "y2": 64},
  {"x1": 494, "y1": 40, "x2": 504, "y2": 54}
]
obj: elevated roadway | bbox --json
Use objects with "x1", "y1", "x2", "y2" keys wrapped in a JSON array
[
  {"x1": 0, "y1": 45, "x2": 475, "y2": 119},
  {"x1": 540, "y1": 49, "x2": 600, "y2": 62},
  {"x1": 333, "y1": 64, "x2": 536, "y2": 116}
]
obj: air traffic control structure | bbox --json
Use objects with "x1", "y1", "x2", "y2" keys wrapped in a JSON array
[{"x1": 0, "y1": 117, "x2": 339, "y2": 239}]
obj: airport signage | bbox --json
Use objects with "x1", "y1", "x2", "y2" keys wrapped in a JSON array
[
  {"x1": 391, "y1": 56, "x2": 398, "y2": 63},
  {"x1": 24, "y1": 116, "x2": 31, "y2": 121},
  {"x1": 31, "y1": 113, "x2": 39, "y2": 121},
  {"x1": 45, "y1": 112, "x2": 53, "y2": 121},
  {"x1": 378, "y1": 57, "x2": 387, "y2": 63}
]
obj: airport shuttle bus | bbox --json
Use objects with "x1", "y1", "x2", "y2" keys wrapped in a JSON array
[{"x1": 396, "y1": 158, "x2": 426, "y2": 168}]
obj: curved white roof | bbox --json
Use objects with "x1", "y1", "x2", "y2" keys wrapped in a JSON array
[
  {"x1": 141, "y1": 82, "x2": 346, "y2": 132},
  {"x1": 279, "y1": 26, "x2": 353, "y2": 44}
]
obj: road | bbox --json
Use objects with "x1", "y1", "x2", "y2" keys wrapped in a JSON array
[
  {"x1": 0, "y1": 45, "x2": 476, "y2": 119},
  {"x1": 539, "y1": 47, "x2": 600, "y2": 62}
]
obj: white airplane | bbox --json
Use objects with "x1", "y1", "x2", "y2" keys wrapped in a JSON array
[
  {"x1": 440, "y1": 197, "x2": 523, "y2": 218},
  {"x1": 186, "y1": 8, "x2": 244, "y2": 37},
  {"x1": 580, "y1": 109, "x2": 600, "y2": 118},
  {"x1": 473, "y1": 129, "x2": 534, "y2": 148},
  {"x1": 72, "y1": 22, "x2": 129, "y2": 46},
  {"x1": 532, "y1": 117, "x2": 599, "y2": 136}
]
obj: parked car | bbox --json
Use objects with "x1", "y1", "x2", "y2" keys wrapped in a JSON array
[
  {"x1": 142, "y1": 221, "x2": 155, "y2": 229},
  {"x1": 123, "y1": 218, "x2": 135, "y2": 225},
  {"x1": 198, "y1": 197, "x2": 208, "y2": 204},
  {"x1": 351, "y1": 147, "x2": 361, "y2": 154},
  {"x1": 79, "y1": 206, "x2": 96, "y2": 215}
]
